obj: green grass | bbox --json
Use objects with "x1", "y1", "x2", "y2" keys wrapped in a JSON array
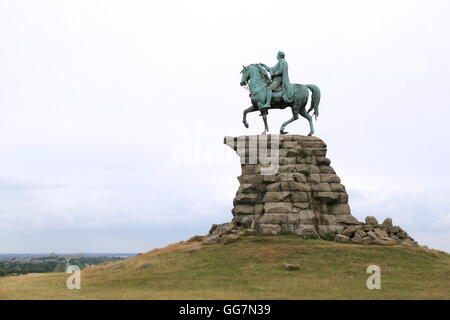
[{"x1": 0, "y1": 235, "x2": 449, "y2": 299}]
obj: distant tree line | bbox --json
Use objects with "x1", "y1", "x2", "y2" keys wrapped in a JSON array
[{"x1": 0, "y1": 256, "x2": 124, "y2": 276}]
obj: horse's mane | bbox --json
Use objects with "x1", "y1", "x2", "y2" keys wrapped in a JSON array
[{"x1": 251, "y1": 64, "x2": 272, "y2": 86}]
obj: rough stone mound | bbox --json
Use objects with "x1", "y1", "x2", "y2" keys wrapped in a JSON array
[{"x1": 203, "y1": 134, "x2": 416, "y2": 246}]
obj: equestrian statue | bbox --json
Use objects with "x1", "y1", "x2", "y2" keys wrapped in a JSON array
[{"x1": 240, "y1": 51, "x2": 321, "y2": 135}]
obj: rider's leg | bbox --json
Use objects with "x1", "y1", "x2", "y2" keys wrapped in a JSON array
[{"x1": 260, "y1": 88, "x2": 272, "y2": 109}]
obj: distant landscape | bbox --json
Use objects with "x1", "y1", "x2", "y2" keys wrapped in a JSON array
[{"x1": 0, "y1": 253, "x2": 136, "y2": 277}]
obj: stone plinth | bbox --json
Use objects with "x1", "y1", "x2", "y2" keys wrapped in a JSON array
[
  {"x1": 201, "y1": 134, "x2": 416, "y2": 246},
  {"x1": 224, "y1": 134, "x2": 357, "y2": 236}
]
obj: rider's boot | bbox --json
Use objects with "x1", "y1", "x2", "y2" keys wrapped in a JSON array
[{"x1": 260, "y1": 88, "x2": 272, "y2": 109}]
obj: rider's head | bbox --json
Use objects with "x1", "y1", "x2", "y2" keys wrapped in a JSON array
[{"x1": 277, "y1": 50, "x2": 285, "y2": 60}]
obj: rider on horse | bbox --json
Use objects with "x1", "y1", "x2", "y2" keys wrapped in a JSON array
[{"x1": 259, "y1": 50, "x2": 295, "y2": 109}]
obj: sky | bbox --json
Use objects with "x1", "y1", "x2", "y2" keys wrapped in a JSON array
[{"x1": 0, "y1": 0, "x2": 449, "y2": 253}]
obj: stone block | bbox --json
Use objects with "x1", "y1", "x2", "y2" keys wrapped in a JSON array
[
  {"x1": 367, "y1": 231, "x2": 379, "y2": 240},
  {"x1": 278, "y1": 173, "x2": 295, "y2": 182},
  {"x1": 294, "y1": 225, "x2": 318, "y2": 236},
  {"x1": 335, "y1": 214, "x2": 359, "y2": 224},
  {"x1": 265, "y1": 182, "x2": 281, "y2": 192},
  {"x1": 254, "y1": 204, "x2": 264, "y2": 215},
  {"x1": 241, "y1": 165, "x2": 255, "y2": 174},
  {"x1": 298, "y1": 209, "x2": 316, "y2": 224},
  {"x1": 292, "y1": 173, "x2": 307, "y2": 183},
  {"x1": 259, "y1": 224, "x2": 281, "y2": 235},
  {"x1": 330, "y1": 183, "x2": 346, "y2": 193},
  {"x1": 286, "y1": 213, "x2": 300, "y2": 224},
  {"x1": 280, "y1": 157, "x2": 297, "y2": 165},
  {"x1": 329, "y1": 204, "x2": 351, "y2": 215},
  {"x1": 365, "y1": 216, "x2": 379, "y2": 226},
  {"x1": 362, "y1": 224, "x2": 374, "y2": 232},
  {"x1": 301, "y1": 156, "x2": 314, "y2": 164},
  {"x1": 320, "y1": 166, "x2": 336, "y2": 174},
  {"x1": 280, "y1": 182, "x2": 307, "y2": 191},
  {"x1": 239, "y1": 174, "x2": 264, "y2": 184},
  {"x1": 296, "y1": 164, "x2": 309, "y2": 172},
  {"x1": 314, "y1": 192, "x2": 338, "y2": 203},
  {"x1": 232, "y1": 205, "x2": 254, "y2": 215},
  {"x1": 316, "y1": 157, "x2": 331, "y2": 166},
  {"x1": 317, "y1": 225, "x2": 344, "y2": 235},
  {"x1": 335, "y1": 234, "x2": 350, "y2": 243},
  {"x1": 301, "y1": 140, "x2": 326, "y2": 148},
  {"x1": 292, "y1": 203, "x2": 311, "y2": 212},
  {"x1": 321, "y1": 214, "x2": 338, "y2": 225},
  {"x1": 311, "y1": 148, "x2": 327, "y2": 156},
  {"x1": 263, "y1": 191, "x2": 291, "y2": 203},
  {"x1": 264, "y1": 202, "x2": 292, "y2": 213},
  {"x1": 263, "y1": 175, "x2": 278, "y2": 183},
  {"x1": 238, "y1": 183, "x2": 265, "y2": 193},
  {"x1": 235, "y1": 215, "x2": 256, "y2": 228},
  {"x1": 374, "y1": 228, "x2": 389, "y2": 238},
  {"x1": 259, "y1": 213, "x2": 287, "y2": 224},
  {"x1": 286, "y1": 147, "x2": 302, "y2": 157},
  {"x1": 278, "y1": 165, "x2": 297, "y2": 173},
  {"x1": 311, "y1": 183, "x2": 331, "y2": 192},
  {"x1": 281, "y1": 141, "x2": 298, "y2": 149},
  {"x1": 381, "y1": 218, "x2": 393, "y2": 228},
  {"x1": 309, "y1": 173, "x2": 321, "y2": 184},
  {"x1": 280, "y1": 224, "x2": 295, "y2": 234},
  {"x1": 234, "y1": 193, "x2": 260, "y2": 205},
  {"x1": 337, "y1": 193, "x2": 349, "y2": 204},
  {"x1": 343, "y1": 226, "x2": 357, "y2": 236},
  {"x1": 290, "y1": 191, "x2": 309, "y2": 203},
  {"x1": 320, "y1": 174, "x2": 341, "y2": 183},
  {"x1": 355, "y1": 229, "x2": 367, "y2": 238}
]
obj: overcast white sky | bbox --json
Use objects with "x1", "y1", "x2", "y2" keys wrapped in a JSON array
[{"x1": 1, "y1": 0, "x2": 449, "y2": 253}]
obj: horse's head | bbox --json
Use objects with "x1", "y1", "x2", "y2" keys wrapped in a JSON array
[
  {"x1": 240, "y1": 64, "x2": 271, "y2": 88},
  {"x1": 240, "y1": 64, "x2": 251, "y2": 87}
]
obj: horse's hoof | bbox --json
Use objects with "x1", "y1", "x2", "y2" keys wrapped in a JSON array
[
  {"x1": 243, "y1": 121, "x2": 249, "y2": 128},
  {"x1": 308, "y1": 133, "x2": 313, "y2": 136},
  {"x1": 280, "y1": 130, "x2": 288, "y2": 135}
]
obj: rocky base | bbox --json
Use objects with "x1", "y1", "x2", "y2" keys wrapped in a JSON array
[
  {"x1": 201, "y1": 134, "x2": 417, "y2": 246},
  {"x1": 224, "y1": 134, "x2": 358, "y2": 237},
  {"x1": 335, "y1": 216, "x2": 417, "y2": 246},
  {"x1": 202, "y1": 215, "x2": 416, "y2": 246}
]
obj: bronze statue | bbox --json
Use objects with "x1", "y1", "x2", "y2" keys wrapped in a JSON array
[{"x1": 240, "y1": 51, "x2": 321, "y2": 135}]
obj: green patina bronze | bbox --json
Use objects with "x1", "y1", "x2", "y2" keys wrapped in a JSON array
[{"x1": 240, "y1": 51, "x2": 321, "y2": 135}]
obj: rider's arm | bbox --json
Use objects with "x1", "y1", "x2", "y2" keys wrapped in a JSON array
[{"x1": 270, "y1": 61, "x2": 283, "y2": 76}]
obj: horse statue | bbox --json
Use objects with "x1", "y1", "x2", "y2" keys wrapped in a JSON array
[{"x1": 239, "y1": 63, "x2": 321, "y2": 135}]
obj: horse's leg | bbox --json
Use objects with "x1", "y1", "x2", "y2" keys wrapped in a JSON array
[
  {"x1": 243, "y1": 105, "x2": 258, "y2": 128},
  {"x1": 255, "y1": 94, "x2": 269, "y2": 134},
  {"x1": 261, "y1": 109, "x2": 269, "y2": 134},
  {"x1": 299, "y1": 107, "x2": 314, "y2": 136},
  {"x1": 280, "y1": 106, "x2": 299, "y2": 134}
]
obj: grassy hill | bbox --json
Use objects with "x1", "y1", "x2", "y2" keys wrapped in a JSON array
[{"x1": 0, "y1": 235, "x2": 449, "y2": 299}]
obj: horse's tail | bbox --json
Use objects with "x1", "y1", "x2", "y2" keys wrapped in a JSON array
[{"x1": 306, "y1": 84, "x2": 321, "y2": 119}]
